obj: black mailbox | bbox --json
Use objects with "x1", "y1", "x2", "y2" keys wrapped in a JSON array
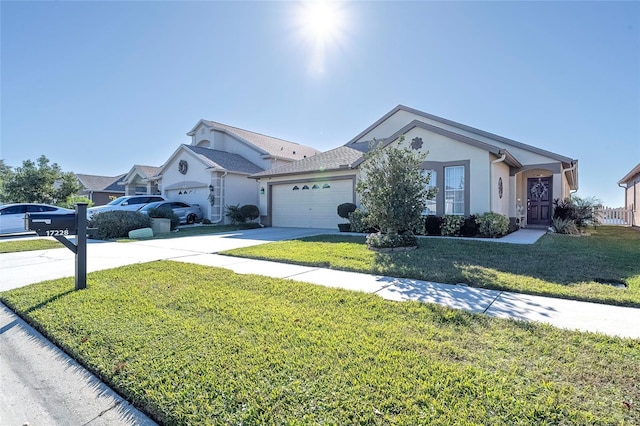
[{"x1": 26, "y1": 213, "x2": 77, "y2": 237}]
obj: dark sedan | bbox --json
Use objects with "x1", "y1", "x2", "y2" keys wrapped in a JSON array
[{"x1": 137, "y1": 201, "x2": 203, "y2": 224}]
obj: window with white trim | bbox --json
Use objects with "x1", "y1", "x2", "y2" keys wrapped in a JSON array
[
  {"x1": 422, "y1": 169, "x2": 437, "y2": 215},
  {"x1": 445, "y1": 166, "x2": 465, "y2": 215}
]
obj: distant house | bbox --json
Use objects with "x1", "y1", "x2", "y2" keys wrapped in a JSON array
[
  {"x1": 76, "y1": 173, "x2": 126, "y2": 206},
  {"x1": 618, "y1": 163, "x2": 640, "y2": 227},
  {"x1": 155, "y1": 120, "x2": 320, "y2": 224},
  {"x1": 119, "y1": 165, "x2": 163, "y2": 197},
  {"x1": 251, "y1": 105, "x2": 579, "y2": 229}
]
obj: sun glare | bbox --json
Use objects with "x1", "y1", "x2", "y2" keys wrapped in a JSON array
[
  {"x1": 300, "y1": 1, "x2": 343, "y2": 42},
  {"x1": 296, "y1": 1, "x2": 346, "y2": 75}
]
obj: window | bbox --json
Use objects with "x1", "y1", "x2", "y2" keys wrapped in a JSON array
[
  {"x1": 445, "y1": 165, "x2": 465, "y2": 215},
  {"x1": 422, "y1": 169, "x2": 437, "y2": 215}
]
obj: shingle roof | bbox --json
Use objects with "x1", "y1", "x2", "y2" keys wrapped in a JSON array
[
  {"x1": 250, "y1": 143, "x2": 369, "y2": 178},
  {"x1": 136, "y1": 165, "x2": 162, "y2": 179},
  {"x1": 186, "y1": 145, "x2": 264, "y2": 175},
  {"x1": 76, "y1": 174, "x2": 126, "y2": 192},
  {"x1": 194, "y1": 120, "x2": 321, "y2": 161}
]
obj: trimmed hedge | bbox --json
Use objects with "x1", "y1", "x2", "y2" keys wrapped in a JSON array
[{"x1": 89, "y1": 211, "x2": 151, "y2": 239}]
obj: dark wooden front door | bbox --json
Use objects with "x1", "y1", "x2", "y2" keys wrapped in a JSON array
[{"x1": 527, "y1": 177, "x2": 552, "y2": 226}]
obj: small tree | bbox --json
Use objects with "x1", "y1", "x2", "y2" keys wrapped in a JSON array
[
  {"x1": 0, "y1": 155, "x2": 79, "y2": 204},
  {"x1": 356, "y1": 137, "x2": 437, "y2": 247}
]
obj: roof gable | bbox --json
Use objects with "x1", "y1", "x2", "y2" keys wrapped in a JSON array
[
  {"x1": 351, "y1": 120, "x2": 522, "y2": 168},
  {"x1": 188, "y1": 119, "x2": 320, "y2": 162},
  {"x1": 121, "y1": 165, "x2": 162, "y2": 184},
  {"x1": 347, "y1": 105, "x2": 575, "y2": 164}
]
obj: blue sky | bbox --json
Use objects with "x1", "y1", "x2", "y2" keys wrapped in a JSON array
[{"x1": 2, "y1": 1, "x2": 638, "y2": 207}]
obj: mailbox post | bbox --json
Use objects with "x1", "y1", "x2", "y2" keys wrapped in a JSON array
[{"x1": 26, "y1": 203, "x2": 90, "y2": 290}]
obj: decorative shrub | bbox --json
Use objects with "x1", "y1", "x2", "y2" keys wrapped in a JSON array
[
  {"x1": 477, "y1": 212, "x2": 509, "y2": 238},
  {"x1": 337, "y1": 202, "x2": 357, "y2": 219},
  {"x1": 89, "y1": 211, "x2": 151, "y2": 239},
  {"x1": 366, "y1": 232, "x2": 418, "y2": 249},
  {"x1": 225, "y1": 204, "x2": 246, "y2": 224},
  {"x1": 552, "y1": 217, "x2": 579, "y2": 235},
  {"x1": 553, "y1": 196, "x2": 600, "y2": 229},
  {"x1": 202, "y1": 218, "x2": 212, "y2": 225},
  {"x1": 424, "y1": 215, "x2": 443, "y2": 236},
  {"x1": 147, "y1": 207, "x2": 180, "y2": 230},
  {"x1": 226, "y1": 204, "x2": 260, "y2": 224},
  {"x1": 442, "y1": 215, "x2": 464, "y2": 236},
  {"x1": 348, "y1": 209, "x2": 371, "y2": 233},
  {"x1": 239, "y1": 204, "x2": 260, "y2": 222},
  {"x1": 460, "y1": 215, "x2": 480, "y2": 237}
]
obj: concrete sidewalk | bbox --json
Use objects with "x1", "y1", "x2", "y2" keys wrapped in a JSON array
[{"x1": 174, "y1": 253, "x2": 640, "y2": 340}]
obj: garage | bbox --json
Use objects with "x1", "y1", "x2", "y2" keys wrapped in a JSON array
[{"x1": 271, "y1": 179, "x2": 354, "y2": 228}]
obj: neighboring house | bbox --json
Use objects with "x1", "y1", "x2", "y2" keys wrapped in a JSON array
[
  {"x1": 119, "y1": 165, "x2": 163, "y2": 197},
  {"x1": 75, "y1": 173, "x2": 126, "y2": 206},
  {"x1": 251, "y1": 105, "x2": 579, "y2": 229},
  {"x1": 155, "y1": 120, "x2": 320, "y2": 224},
  {"x1": 618, "y1": 163, "x2": 640, "y2": 227}
]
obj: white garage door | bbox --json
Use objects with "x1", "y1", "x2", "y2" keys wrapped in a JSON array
[{"x1": 272, "y1": 180, "x2": 354, "y2": 228}]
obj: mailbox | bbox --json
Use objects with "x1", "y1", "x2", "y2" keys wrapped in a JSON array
[{"x1": 26, "y1": 212, "x2": 77, "y2": 237}]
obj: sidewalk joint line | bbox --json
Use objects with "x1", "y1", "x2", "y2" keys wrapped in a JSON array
[{"x1": 483, "y1": 291, "x2": 503, "y2": 314}]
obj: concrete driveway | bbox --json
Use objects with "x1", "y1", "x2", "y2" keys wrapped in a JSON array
[{"x1": 0, "y1": 227, "x2": 339, "y2": 292}]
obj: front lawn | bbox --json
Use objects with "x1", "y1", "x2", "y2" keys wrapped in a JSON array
[
  {"x1": 0, "y1": 238, "x2": 63, "y2": 253},
  {"x1": 1, "y1": 261, "x2": 638, "y2": 424},
  {"x1": 223, "y1": 226, "x2": 640, "y2": 307}
]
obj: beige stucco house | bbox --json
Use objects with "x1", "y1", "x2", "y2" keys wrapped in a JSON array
[
  {"x1": 251, "y1": 105, "x2": 579, "y2": 229},
  {"x1": 152, "y1": 120, "x2": 320, "y2": 224},
  {"x1": 618, "y1": 163, "x2": 640, "y2": 227}
]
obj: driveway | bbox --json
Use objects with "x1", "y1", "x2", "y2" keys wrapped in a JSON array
[{"x1": 0, "y1": 227, "x2": 339, "y2": 292}]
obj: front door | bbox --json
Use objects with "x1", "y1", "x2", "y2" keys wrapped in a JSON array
[{"x1": 527, "y1": 177, "x2": 552, "y2": 226}]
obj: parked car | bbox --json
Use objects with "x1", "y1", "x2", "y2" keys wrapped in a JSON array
[
  {"x1": 137, "y1": 201, "x2": 203, "y2": 224},
  {"x1": 0, "y1": 203, "x2": 75, "y2": 235},
  {"x1": 87, "y1": 195, "x2": 166, "y2": 218}
]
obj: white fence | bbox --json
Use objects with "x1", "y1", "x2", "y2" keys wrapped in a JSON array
[{"x1": 595, "y1": 206, "x2": 632, "y2": 226}]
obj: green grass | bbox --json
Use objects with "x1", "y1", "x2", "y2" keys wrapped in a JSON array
[
  {"x1": 1, "y1": 261, "x2": 638, "y2": 424},
  {"x1": 0, "y1": 238, "x2": 63, "y2": 253},
  {"x1": 223, "y1": 226, "x2": 640, "y2": 307}
]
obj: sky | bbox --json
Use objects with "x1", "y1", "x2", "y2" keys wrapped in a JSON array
[{"x1": 1, "y1": 0, "x2": 638, "y2": 207}]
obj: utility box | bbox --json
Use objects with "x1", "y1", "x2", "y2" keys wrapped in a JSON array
[{"x1": 26, "y1": 213, "x2": 77, "y2": 237}]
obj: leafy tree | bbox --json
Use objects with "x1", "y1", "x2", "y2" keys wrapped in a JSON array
[
  {"x1": 0, "y1": 160, "x2": 12, "y2": 195},
  {"x1": 0, "y1": 155, "x2": 79, "y2": 204},
  {"x1": 356, "y1": 137, "x2": 437, "y2": 237}
]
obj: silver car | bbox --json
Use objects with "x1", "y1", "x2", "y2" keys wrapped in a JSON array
[
  {"x1": 0, "y1": 203, "x2": 74, "y2": 235},
  {"x1": 137, "y1": 201, "x2": 203, "y2": 224},
  {"x1": 87, "y1": 195, "x2": 166, "y2": 218}
]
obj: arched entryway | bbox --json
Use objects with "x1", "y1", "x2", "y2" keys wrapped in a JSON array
[{"x1": 526, "y1": 176, "x2": 552, "y2": 226}]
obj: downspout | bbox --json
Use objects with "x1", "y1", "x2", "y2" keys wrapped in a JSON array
[
  {"x1": 562, "y1": 161, "x2": 578, "y2": 196},
  {"x1": 490, "y1": 152, "x2": 507, "y2": 212}
]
